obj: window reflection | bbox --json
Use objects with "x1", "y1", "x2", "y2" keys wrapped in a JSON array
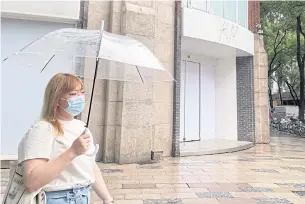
[
  {"x1": 191, "y1": 0, "x2": 207, "y2": 12},
  {"x1": 238, "y1": 0, "x2": 247, "y2": 27},
  {"x1": 210, "y1": 0, "x2": 224, "y2": 17},
  {"x1": 224, "y1": 0, "x2": 236, "y2": 22},
  {"x1": 187, "y1": 0, "x2": 248, "y2": 28}
]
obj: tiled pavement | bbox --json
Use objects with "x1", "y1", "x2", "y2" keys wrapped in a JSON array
[{"x1": 1, "y1": 134, "x2": 305, "y2": 204}]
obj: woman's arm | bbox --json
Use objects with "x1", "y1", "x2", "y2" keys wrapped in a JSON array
[
  {"x1": 92, "y1": 163, "x2": 113, "y2": 203},
  {"x1": 23, "y1": 134, "x2": 91, "y2": 192},
  {"x1": 23, "y1": 149, "x2": 76, "y2": 192}
]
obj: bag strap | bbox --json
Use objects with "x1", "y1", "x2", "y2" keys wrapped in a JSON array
[{"x1": 1, "y1": 161, "x2": 26, "y2": 204}]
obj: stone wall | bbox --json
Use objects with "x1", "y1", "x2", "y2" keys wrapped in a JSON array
[
  {"x1": 83, "y1": 1, "x2": 175, "y2": 164},
  {"x1": 248, "y1": 0, "x2": 270, "y2": 144},
  {"x1": 254, "y1": 34, "x2": 270, "y2": 143},
  {"x1": 236, "y1": 57, "x2": 255, "y2": 142}
]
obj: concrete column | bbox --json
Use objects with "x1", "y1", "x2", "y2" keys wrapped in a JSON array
[
  {"x1": 102, "y1": 1, "x2": 124, "y2": 163},
  {"x1": 84, "y1": 1, "x2": 175, "y2": 164},
  {"x1": 254, "y1": 34, "x2": 270, "y2": 144},
  {"x1": 115, "y1": 1, "x2": 175, "y2": 164}
]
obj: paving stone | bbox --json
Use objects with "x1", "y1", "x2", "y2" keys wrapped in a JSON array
[
  {"x1": 218, "y1": 183, "x2": 252, "y2": 188},
  {"x1": 251, "y1": 169, "x2": 279, "y2": 173},
  {"x1": 207, "y1": 186, "x2": 241, "y2": 192},
  {"x1": 254, "y1": 158, "x2": 281, "y2": 161},
  {"x1": 181, "y1": 198, "x2": 220, "y2": 204},
  {"x1": 276, "y1": 183, "x2": 305, "y2": 188},
  {"x1": 281, "y1": 157, "x2": 305, "y2": 160},
  {"x1": 103, "y1": 169, "x2": 123, "y2": 173},
  {"x1": 281, "y1": 167, "x2": 305, "y2": 172},
  {"x1": 195, "y1": 192, "x2": 233, "y2": 198},
  {"x1": 143, "y1": 199, "x2": 183, "y2": 204},
  {"x1": 254, "y1": 198, "x2": 293, "y2": 204},
  {"x1": 204, "y1": 160, "x2": 229, "y2": 164},
  {"x1": 292, "y1": 191, "x2": 305, "y2": 197},
  {"x1": 230, "y1": 192, "x2": 266, "y2": 198},
  {"x1": 218, "y1": 198, "x2": 257, "y2": 204},
  {"x1": 238, "y1": 187, "x2": 273, "y2": 192},
  {"x1": 114, "y1": 201, "x2": 143, "y2": 204},
  {"x1": 236, "y1": 159, "x2": 257, "y2": 162},
  {"x1": 1, "y1": 134, "x2": 305, "y2": 203},
  {"x1": 171, "y1": 163, "x2": 189, "y2": 166},
  {"x1": 126, "y1": 194, "x2": 161, "y2": 200},
  {"x1": 286, "y1": 150, "x2": 302, "y2": 152},
  {"x1": 123, "y1": 184, "x2": 156, "y2": 189},
  {"x1": 137, "y1": 164, "x2": 163, "y2": 169},
  {"x1": 187, "y1": 183, "x2": 219, "y2": 188}
]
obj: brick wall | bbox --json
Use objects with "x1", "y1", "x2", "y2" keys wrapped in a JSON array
[
  {"x1": 248, "y1": 0, "x2": 260, "y2": 33},
  {"x1": 236, "y1": 57, "x2": 255, "y2": 142}
]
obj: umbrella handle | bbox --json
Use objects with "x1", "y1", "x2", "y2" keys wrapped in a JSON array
[{"x1": 82, "y1": 127, "x2": 99, "y2": 156}]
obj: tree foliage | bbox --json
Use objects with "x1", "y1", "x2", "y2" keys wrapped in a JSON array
[{"x1": 261, "y1": 1, "x2": 305, "y2": 120}]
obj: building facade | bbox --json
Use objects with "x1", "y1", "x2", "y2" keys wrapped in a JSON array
[
  {"x1": 1, "y1": 0, "x2": 269, "y2": 164},
  {"x1": 1, "y1": 1, "x2": 81, "y2": 160}
]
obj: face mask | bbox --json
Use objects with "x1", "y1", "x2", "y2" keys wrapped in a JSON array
[{"x1": 60, "y1": 95, "x2": 85, "y2": 116}]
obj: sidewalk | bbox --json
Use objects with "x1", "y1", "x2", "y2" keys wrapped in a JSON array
[{"x1": 2, "y1": 134, "x2": 305, "y2": 204}]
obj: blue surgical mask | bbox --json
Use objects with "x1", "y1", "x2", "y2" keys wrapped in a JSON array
[{"x1": 60, "y1": 95, "x2": 85, "y2": 116}]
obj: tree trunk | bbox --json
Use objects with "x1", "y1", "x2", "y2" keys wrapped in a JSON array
[
  {"x1": 292, "y1": 87, "x2": 300, "y2": 106},
  {"x1": 285, "y1": 80, "x2": 299, "y2": 106},
  {"x1": 268, "y1": 86, "x2": 274, "y2": 109},
  {"x1": 296, "y1": 15, "x2": 305, "y2": 121},
  {"x1": 277, "y1": 81, "x2": 283, "y2": 105}
]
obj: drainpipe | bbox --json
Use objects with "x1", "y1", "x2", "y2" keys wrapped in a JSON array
[
  {"x1": 172, "y1": 0, "x2": 182, "y2": 157},
  {"x1": 77, "y1": 0, "x2": 88, "y2": 29},
  {"x1": 76, "y1": 0, "x2": 89, "y2": 121}
]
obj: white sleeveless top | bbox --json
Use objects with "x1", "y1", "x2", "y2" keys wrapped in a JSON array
[{"x1": 18, "y1": 119, "x2": 96, "y2": 192}]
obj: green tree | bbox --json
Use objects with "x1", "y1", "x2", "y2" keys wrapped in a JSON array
[{"x1": 261, "y1": 1, "x2": 305, "y2": 120}]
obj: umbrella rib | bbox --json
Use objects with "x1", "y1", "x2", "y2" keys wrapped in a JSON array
[
  {"x1": 2, "y1": 57, "x2": 8, "y2": 63},
  {"x1": 2, "y1": 36, "x2": 45, "y2": 63},
  {"x1": 40, "y1": 55, "x2": 55, "y2": 73},
  {"x1": 136, "y1": 66, "x2": 144, "y2": 84},
  {"x1": 19, "y1": 35, "x2": 44, "y2": 52}
]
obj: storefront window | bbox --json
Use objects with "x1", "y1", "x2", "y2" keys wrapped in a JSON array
[
  {"x1": 210, "y1": 0, "x2": 224, "y2": 17},
  {"x1": 238, "y1": 0, "x2": 247, "y2": 27},
  {"x1": 186, "y1": 0, "x2": 248, "y2": 28},
  {"x1": 191, "y1": 0, "x2": 207, "y2": 12},
  {"x1": 224, "y1": 0, "x2": 236, "y2": 22}
]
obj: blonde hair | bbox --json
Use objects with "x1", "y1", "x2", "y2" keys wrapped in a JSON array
[{"x1": 41, "y1": 73, "x2": 84, "y2": 135}]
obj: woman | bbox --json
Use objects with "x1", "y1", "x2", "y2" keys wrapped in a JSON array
[{"x1": 18, "y1": 73, "x2": 113, "y2": 204}]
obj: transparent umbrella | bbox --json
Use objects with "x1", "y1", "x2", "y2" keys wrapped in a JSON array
[
  {"x1": 1, "y1": 23, "x2": 174, "y2": 156},
  {"x1": 2, "y1": 23, "x2": 174, "y2": 123}
]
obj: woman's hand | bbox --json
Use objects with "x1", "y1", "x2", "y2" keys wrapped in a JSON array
[{"x1": 69, "y1": 134, "x2": 91, "y2": 157}]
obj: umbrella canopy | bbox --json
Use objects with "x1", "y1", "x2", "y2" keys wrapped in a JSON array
[
  {"x1": 2, "y1": 25, "x2": 174, "y2": 123},
  {"x1": 1, "y1": 25, "x2": 174, "y2": 156},
  {"x1": 3, "y1": 28, "x2": 174, "y2": 82}
]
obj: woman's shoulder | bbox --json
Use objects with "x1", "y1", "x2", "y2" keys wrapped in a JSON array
[{"x1": 31, "y1": 120, "x2": 53, "y2": 132}]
